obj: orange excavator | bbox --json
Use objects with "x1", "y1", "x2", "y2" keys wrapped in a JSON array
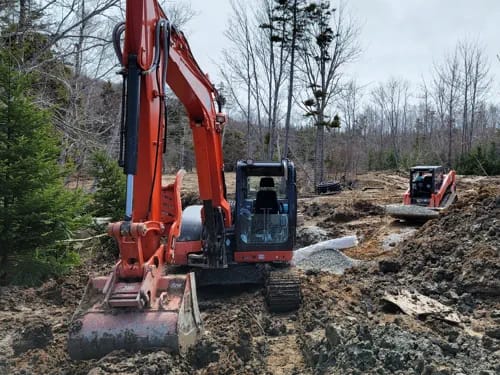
[{"x1": 68, "y1": 0, "x2": 299, "y2": 360}]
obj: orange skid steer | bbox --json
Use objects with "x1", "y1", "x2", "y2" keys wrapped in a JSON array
[{"x1": 386, "y1": 165, "x2": 457, "y2": 221}]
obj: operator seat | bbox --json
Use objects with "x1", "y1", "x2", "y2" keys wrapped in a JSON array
[
  {"x1": 423, "y1": 176, "x2": 433, "y2": 194},
  {"x1": 255, "y1": 177, "x2": 279, "y2": 214}
]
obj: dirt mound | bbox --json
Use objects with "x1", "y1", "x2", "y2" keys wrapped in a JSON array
[
  {"x1": 352, "y1": 200, "x2": 385, "y2": 215},
  {"x1": 302, "y1": 201, "x2": 337, "y2": 219},
  {"x1": 295, "y1": 183, "x2": 500, "y2": 374},
  {"x1": 300, "y1": 319, "x2": 492, "y2": 374},
  {"x1": 302, "y1": 199, "x2": 384, "y2": 223},
  {"x1": 86, "y1": 350, "x2": 190, "y2": 375},
  {"x1": 398, "y1": 184, "x2": 500, "y2": 302},
  {"x1": 298, "y1": 270, "x2": 500, "y2": 374},
  {"x1": 187, "y1": 337, "x2": 221, "y2": 369},
  {"x1": 191, "y1": 290, "x2": 269, "y2": 375}
]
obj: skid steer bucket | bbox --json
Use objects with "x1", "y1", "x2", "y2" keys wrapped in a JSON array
[
  {"x1": 385, "y1": 204, "x2": 440, "y2": 221},
  {"x1": 68, "y1": 272, "x2": 201, "y2": 360}
]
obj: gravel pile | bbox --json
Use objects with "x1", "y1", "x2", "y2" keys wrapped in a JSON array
[
  {"x1": 296, "y1": 226, "x2": 331, "y2": 248},
  {"x1": 294, "y1": 248, "x2": 360, "y2": 275},
  {"x1": 293, "y1": 237, "x2": 361, "y2": 275}
]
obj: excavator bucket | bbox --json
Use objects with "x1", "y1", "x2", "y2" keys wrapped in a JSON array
[{"x1": 68, "y1": 272, "x2": 202, "y2": 360}]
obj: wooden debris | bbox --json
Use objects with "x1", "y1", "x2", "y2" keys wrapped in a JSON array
[{"x1": 382, "y1": 289, "x2": 461, "y2": 324}]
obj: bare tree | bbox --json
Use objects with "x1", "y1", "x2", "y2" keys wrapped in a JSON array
[
  {"x1": 370, "y1": 78, "x2": 410, "y2": 167},
  {"x1": 419, "y1": 79, "x2": 434, "y2": 140},
  {"x1": 271, "y1": 0, "x2": 307, "y2": 158},
  {"x1": 466, "y1": 42, "x2": 491, "y2": 151},
  {"x1": 221, "y1": 0, "x2": 265, "y2": 157},
  {"x1": 340, "y1": 79, "x2": 363, "y2": 176},
  {"x1": 459, "y1": 40, "x2": 473, "y2": 155},
  {"x1": 434, "y1": 50, "x2": 460, "y2": 167},
  {"x1": 298, "y1": 2, "x2": 360, "y2": 186},
  {"x1": 164, "y1": 0, "x2": 198, "y2": 29},
  {"x1": 222, "y1": 0, "x2": 291, "y2": 159},
  {"x1": 257, "y1": 0, "x2": 290, "y2": 159},
  {"x1": 217, "y1": 2, "x2": 498, "y2": 176}
]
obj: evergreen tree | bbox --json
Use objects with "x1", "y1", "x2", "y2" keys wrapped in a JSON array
[
  {"x1": 457, "y1": 142, "x2": 500, "y2": 175},
  {"x1": 0, "y1": 53, "x2": 88, "y2": 285},
  {"x1": 223, "y1": 128, "x2": 247, "y2": 171},
  {"x1": 90, "y1": 150, "x2": 126, "y2": 221}
]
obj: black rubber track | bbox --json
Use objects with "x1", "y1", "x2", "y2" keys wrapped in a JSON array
[{"x1": 265, "y1": 270, "x2": 301, "y2": 313}]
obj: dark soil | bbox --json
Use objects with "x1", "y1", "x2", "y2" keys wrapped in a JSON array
[{"x1": 0, "y1": 173, "x2": 499, "y2": 375}]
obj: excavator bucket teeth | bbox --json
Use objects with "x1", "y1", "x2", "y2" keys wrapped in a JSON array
[
  {"x1": 68, "y1": 273, "x2": 202, "y2": 360},
  {"x1": 385, "y1": 204, "x2": 440, "y2": 221}
]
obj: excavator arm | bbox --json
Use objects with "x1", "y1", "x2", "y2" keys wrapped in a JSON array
[
  {"x1": 117, "y1": 0, "x2": 231, "y2": 267},
  {"x1": 121, "y1": 0, "x2": 230, "y2": 223}
]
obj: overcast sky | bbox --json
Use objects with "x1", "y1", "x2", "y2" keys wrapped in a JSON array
[{"x1": 182, "y1": 0, "x2": 500, "y2": 101}]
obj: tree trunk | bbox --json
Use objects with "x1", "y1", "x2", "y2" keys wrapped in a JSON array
[
  {"x1": 469, "y1": 58, "x2": 480, "y2": 152},
  {"x1": 74, "y1": 0, "x2": 86, "y2": 78},
  {"x1": 314, "y1": 120, "x2": 325, "y2": 187},
  {"x1": 283, "y1": 0, "x2": 298, "y2": 159},
  {"x1": 246, "y1": 25, "x2": 252, "y2": 158},
  {"x1": 267, "y1": 10, "x2": 275, "y2": 160}
]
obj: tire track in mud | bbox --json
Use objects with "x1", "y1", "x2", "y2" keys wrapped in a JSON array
[
  {"x1": 196, "y1": 285, "x2": 310, "y2": 375},
  {"x1": 265, "y1": 316, "x2": 308, "y2": 375}
]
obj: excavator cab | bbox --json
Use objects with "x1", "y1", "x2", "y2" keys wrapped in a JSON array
[{"x1": 235, "y1": 160, "x2": 297, "y2": 253}]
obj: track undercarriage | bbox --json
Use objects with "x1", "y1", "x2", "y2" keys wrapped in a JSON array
[
  {"x1": 265, "y1": 268, "x2": 301, "y2": 313},
  {"x1": 194, "y1": 263, "x2": 301, "y2": 313}
]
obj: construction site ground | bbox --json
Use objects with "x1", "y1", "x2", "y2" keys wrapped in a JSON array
[{"x1": 1, "y1": 172, "x2": 499, "y2": 375}]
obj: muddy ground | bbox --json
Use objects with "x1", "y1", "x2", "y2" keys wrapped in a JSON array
[{"x1": 0, "y1": 172, "x2": 499, "y2": 375}]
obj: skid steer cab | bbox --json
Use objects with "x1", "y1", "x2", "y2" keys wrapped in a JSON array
[{"x1": 234, "y1": 159, "x2": 297, "y2": 262}]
